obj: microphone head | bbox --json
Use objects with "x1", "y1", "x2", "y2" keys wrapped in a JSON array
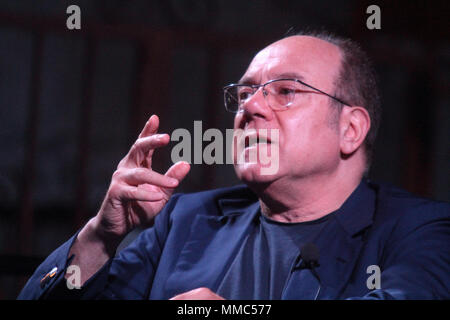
[{"x1": 301, "y1": 243, "x2": 320, "y2": 265}]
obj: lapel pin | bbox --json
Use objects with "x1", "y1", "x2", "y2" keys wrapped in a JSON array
[{"x1": 40, "y1": 267, "x2": 58, "y2": 288}]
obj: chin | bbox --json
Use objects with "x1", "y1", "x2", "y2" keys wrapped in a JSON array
[
  {"x1": 233, "y1": 144, "x2": 281, "y2": 184},
  {"x1": 234, "y1": 162, "x2": 279, "y2": 185}
]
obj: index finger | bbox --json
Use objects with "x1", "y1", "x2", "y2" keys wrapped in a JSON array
[
  {"x1": 138, "y1": 114, "x2": 159, "y2": 139},
  {"x1": 119, "y1": 133, "x2": 170, "y2": 169}
]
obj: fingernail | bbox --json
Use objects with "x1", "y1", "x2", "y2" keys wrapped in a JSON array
[
  {"x1": 156, "y1": 134, "x2": 166, "y2": 140},
  {"x1": 180, "y1": 161, "x2": 190, "y2": 168}
]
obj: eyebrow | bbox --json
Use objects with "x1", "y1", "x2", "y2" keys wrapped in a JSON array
[
  {"x1": 271, "y1": 72, "x2": 305, "y2": 81},
  {"x1": 237, "y1": 76, "x2": 257, "y2": 85},
  {"x1": 237, "y1": 72, "x2": 305, "y2": 85}
]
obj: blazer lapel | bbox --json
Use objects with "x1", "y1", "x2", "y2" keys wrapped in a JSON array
[
  {"x1": 164, "y1": 195, "x2": 260, "y2": 297},
  {"x1": 313, "y1": 217, "x2": 369, "y2": 299},
  {"x1": 283, "y1": 180, "x2": 376, "y2": 299}
]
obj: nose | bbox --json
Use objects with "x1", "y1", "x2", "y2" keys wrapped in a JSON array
[{"x1": 239, "y1": 86, "x2": 272, "y2": 120}]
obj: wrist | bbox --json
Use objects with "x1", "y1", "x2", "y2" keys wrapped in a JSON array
[{"x1": 81, "y1": 218, "x2": 124, "y2": 257}]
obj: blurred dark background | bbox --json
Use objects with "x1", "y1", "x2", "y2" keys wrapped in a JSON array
[{"x1": 0, "y1": 0, "x2": 448, "y2": 299}]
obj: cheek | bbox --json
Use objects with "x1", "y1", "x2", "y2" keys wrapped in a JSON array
[
  {"x1": 233, "y1": 113, "x2": 244, "y2": 129},
  {"x1": 280, "y1": 110, "x2": 340, "y2": 158}
]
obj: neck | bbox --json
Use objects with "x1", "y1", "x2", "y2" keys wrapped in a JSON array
[{"x1": 253, "y1": 167, "x2": 363, "y2": 223}]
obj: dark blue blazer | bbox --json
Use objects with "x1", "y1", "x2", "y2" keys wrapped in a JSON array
[{"x1": 18, "y1": 180, "x2": 450, "y2": 299}]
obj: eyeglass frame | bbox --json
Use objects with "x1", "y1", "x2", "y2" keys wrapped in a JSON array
[{"x1": 223, "y1": 78, "x2": 351, "y2": 112}]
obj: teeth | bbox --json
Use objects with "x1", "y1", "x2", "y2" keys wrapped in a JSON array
[{"x1": 244, "y1": 136, "x2": 269, "y2": 148}]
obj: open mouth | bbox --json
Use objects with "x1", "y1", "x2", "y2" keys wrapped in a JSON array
[
  {"x1": 245, "y1": 136, "x2": 269, "y2": 148},
  {"x1": 233, "y1": 129, "x2": 279, "y2": 170},
  {"x1": 241, "y1": 132, "x2": 272, "y2": 149}
]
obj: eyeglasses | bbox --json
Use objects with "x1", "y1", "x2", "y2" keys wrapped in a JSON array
[{"x1": 223, "y1": 78, "x2": 351, "y2": 113}]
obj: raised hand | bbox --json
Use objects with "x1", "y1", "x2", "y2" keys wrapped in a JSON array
[{"x1": 94, "y1": 114, "x2": 190, "y2": 242}]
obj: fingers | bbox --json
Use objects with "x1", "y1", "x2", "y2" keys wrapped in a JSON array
[
  {"x1": 118, "y1": 185, "x2": 165, "y2": 202},
  {"x1": 170, "y1": 287, "x2": 225, "y2": 300},
  {"x1": 115, "y1": 168, "x2": 179, "y2": 188},
  {"x1": 113, "y1": 117, "x2": 191, "y2": 204},
  {"x1": 165, "y1": 161, "x2": 191, "y2": 182},
  {"x1": 109, "y1": 167, "x2": 177, "y2": 205},
  {"x1": 160, "y1": 161, "x2": 191, "y2": 196},
  {"x1": 138, "y1": 115, "x2": 161, "y2": 168},
  {"x1": 138, "y1": 114, "x2": 159, "y2": 139},
  {"x1": 119, "y1": 115, "x2": 166, "y2": 169},
  {"x1": 120, "y1": 133, "x2": 170, "y2": 169},
  {"x1": 111, "y1": 162, "x2": 190, "y2": 205}
]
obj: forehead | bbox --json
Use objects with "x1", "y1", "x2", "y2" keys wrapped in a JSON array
[{"x1": 242, "y1": 36, "x2": 342, "y2": 90}]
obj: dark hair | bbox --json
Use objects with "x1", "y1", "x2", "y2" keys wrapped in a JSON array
[{"x1": 294, "y1": 31, "x2": 382, "y2": 170}]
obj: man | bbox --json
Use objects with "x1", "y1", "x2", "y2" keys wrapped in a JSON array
[{"x1": 18, "y1": 32, "x2": 449, "y2": 300}]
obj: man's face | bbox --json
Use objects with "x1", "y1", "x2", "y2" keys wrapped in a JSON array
[{"x1": 233, "y1": 36, "x2": 343, "y2": 187}]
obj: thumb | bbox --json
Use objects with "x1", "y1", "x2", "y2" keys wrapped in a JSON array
[{"x1": 164, "y1": 161, "x2": 190, "y2": 188}]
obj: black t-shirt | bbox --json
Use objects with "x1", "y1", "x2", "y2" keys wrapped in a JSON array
[{"x1": 216, "y1": 211, "x2": 332, "y2": 299}]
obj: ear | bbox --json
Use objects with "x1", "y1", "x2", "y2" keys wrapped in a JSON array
[{"x1": 339, "y1": 106, "x2": 371, "y2": 156}]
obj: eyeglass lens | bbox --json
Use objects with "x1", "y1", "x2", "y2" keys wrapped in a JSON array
[{"x1": 225, "y1": 80, "x2": 309, "y2": 111}]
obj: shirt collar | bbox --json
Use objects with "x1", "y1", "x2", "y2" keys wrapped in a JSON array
[
  {"x1": 332, "y1": 178, "x2": 376, "y2": 236},
  {"x1": 217, "y1": 179, "x2": 376, "y2": 236}
]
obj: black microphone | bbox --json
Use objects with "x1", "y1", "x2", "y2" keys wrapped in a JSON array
[
  {"x1": 300, "y1": 243, "x2": 320, "y2": 269},
  {"x1": 300, "y1": 243, "x2": 321, "y2": 300}
]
